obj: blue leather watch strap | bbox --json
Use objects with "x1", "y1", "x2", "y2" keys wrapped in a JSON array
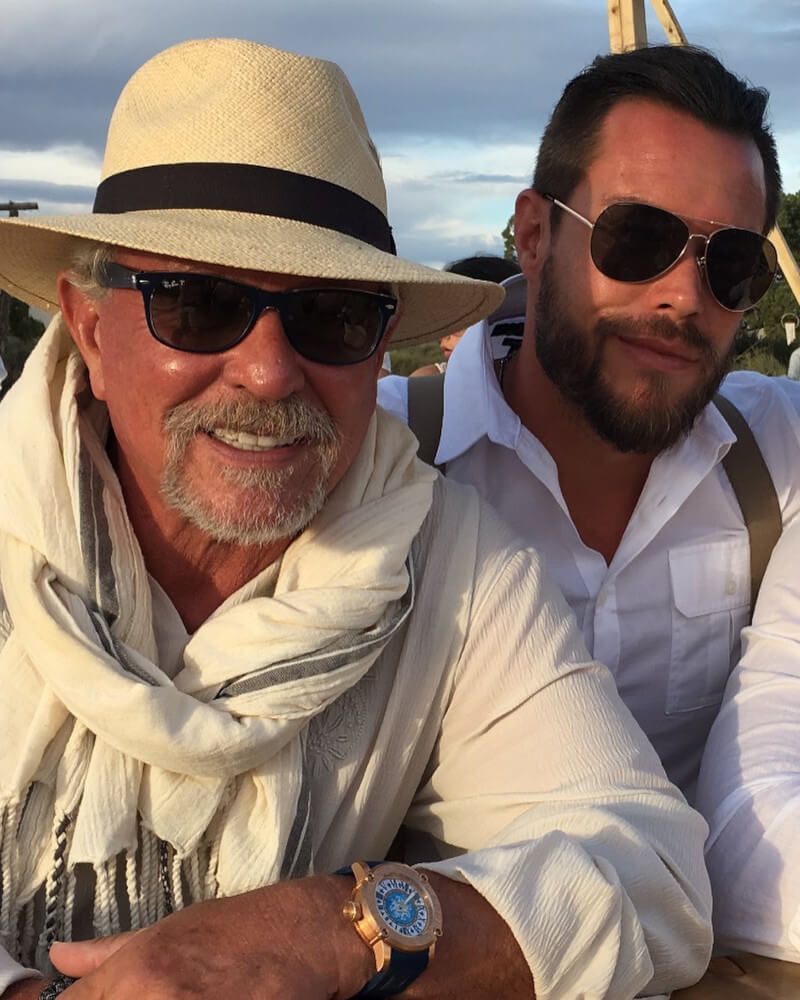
[{"x1": 353, "y1": 948, "x2": 429, "y2": 996}]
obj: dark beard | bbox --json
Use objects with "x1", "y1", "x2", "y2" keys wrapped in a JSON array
[{"x1": 534, "y1": 259, "x2": 734, "y2": 454}]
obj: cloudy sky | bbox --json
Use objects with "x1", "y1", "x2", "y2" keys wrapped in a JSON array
[{"x1": 1, "y1": 0, "x2": 798, "y2": 268}]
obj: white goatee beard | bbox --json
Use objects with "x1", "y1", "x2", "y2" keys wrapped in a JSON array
[{"x1": 160, "y1": 395, "x2": 341, "y2": 546}]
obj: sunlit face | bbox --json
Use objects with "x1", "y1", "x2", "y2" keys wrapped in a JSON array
[
  {"x1": 60, "y1": 250, "x2": 392, "y2": 547},
  {"x1": 525, "y1": 99, "x2": 768, "y2": 452}
]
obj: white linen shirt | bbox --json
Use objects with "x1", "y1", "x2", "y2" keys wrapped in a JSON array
[
  {"x1": 696, "y1": 515, "x2": 800, "y2": 961},
  {"x1": 379, "y1": 319, "x2": 800, "y2": 801},
  {"x1": 0, "y1": 478, "x2": 710, "y2": 1000}
]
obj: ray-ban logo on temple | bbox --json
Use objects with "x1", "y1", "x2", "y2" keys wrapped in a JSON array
[
  {"x1": 543, "y1": 195, "x2": 778, "y2": 312},
  {"x1": 100, "y1": 263, "x2": 398, "y2": 365}
]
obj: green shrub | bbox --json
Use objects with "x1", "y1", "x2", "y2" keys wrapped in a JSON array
[
  {"x1": 387, "y1": 342, "x2": 445, "y2": 376},
  {"x1": 732, "y1": 343, "x2": 787, "y2": 376}
]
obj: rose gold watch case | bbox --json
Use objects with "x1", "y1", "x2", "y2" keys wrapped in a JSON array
[{"x1": 343, "y1": 861, "x2": 443, "y2": 972}]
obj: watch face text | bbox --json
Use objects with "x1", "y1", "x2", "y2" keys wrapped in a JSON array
[{"x1": 375, "y1": 877, "x2": 429, "y2": 937}]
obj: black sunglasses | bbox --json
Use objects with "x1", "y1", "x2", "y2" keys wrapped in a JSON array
[
  {"x1": 99, "y1": 263, "x2": 398, "y2": 365},
  {"x1": 543, "y1": 195, "x2": 777, "y2": 312}
]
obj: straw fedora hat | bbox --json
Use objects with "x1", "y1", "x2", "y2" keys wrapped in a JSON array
[{"x1": 0, "y1": 38, "x2": 505, "y2": 349}]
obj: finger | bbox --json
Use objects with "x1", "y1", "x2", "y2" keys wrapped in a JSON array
[{"x1": 50, "y1": 932, "x2": 138, "y2": 975}]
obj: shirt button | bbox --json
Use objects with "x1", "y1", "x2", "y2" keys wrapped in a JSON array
[{"x1": 725, "y1": 577, "x2": 738, "y2": 596}]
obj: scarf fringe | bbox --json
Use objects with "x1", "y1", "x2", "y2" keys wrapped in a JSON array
[
  {"x1": 0, "y1": 794, "x2": 226, "y2": 969},
  {"x1": 0, "y1": 802, "x2": 19, "y2": 957}
]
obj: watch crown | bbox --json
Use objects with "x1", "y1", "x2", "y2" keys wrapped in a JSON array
[{"x1": 343, "y1": 900, "x2": 360, "y2": 921}]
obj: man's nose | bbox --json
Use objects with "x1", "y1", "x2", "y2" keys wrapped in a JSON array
[
  {"x1": 219, "y1": 307, "x2": 306, "y2": 399},
  {"x1": 649, "y1": 236, "x2": 709, "y2": 318}
]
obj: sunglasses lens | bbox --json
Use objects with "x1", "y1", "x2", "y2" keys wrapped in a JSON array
[
  {"x1": 149, "y1": 275, "x2": 254, "y2": 352},
  {"x1": 706, "y1": 229, "x2": 777, "y2": 311},
  {"x1": 147, "y1": 276, "x2": 390, "y2": 363},
  {"x1": 280, "y1": 289, "x2": 388, "y2": 365},
  {"x1": 590, "y1": 203, "x2": 689, "y2": 282}
]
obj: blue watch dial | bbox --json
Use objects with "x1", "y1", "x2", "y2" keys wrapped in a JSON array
[{"x1": 375, "y1": 877, "x2": 429, "y2": 937}]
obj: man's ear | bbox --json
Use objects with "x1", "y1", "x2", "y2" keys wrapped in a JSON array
[
  {"x1": 514, "y1": 189, "x2": 552, "y2": 282},
  {"x1": 57, "y1": 272, "x2": 108, "y2": 401}
]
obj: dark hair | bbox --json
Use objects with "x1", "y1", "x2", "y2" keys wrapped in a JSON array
[
  {"x1": 532, "y1": 44, "x2": 781, "y2": 232},
  {"x1": 443, "y1": 254, "x2": 521, "y2": 283}
]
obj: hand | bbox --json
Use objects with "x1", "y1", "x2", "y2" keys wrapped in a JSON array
[{"x1": 49, "y1": 875, "x2": 373, "y2": 1000}]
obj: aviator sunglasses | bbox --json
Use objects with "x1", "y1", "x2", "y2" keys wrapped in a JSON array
[
  {"x1": 542, "y1": 195, "x2": 778, "y2": 312},
  {"x1": 100, "y1": 263, "x2": 398, "y2": 365}
]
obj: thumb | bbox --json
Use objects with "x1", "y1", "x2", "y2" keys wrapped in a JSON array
[{"x1": 50, "y1": 932, "x2": 138, "y2": 975}]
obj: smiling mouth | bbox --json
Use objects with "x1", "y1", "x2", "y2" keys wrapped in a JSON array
[{"x1": 206, "y1": 428, "x2": 303, "y2": 451}]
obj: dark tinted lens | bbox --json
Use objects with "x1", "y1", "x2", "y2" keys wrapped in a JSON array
[
  {"x1": 280, "y1": 289, "x2": 386, "y2": 364},
  {"x1": 706, "y1": 228, "x2": 777, "y2": 311},
  {"x1": 148, "y1": 275, "x2": 254, "y2": 351},
  {"x1": 591, "y1": 203, "x2": 689, "y2": 282}
]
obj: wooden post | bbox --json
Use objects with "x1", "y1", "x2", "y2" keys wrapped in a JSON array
[
  {"x1": 771, "y1": 227, "x2": 800, "y2": 313},
  {"x1": 649, "y1": 0, "x2": 688, "y2": 44},
  {"x1": 607, "y1": 0, "x2": 648, "y2": 52}
]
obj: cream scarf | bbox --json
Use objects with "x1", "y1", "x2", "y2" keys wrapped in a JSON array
[{"x1": 0, "y1": 317, "x2": 437, "y2": 964}]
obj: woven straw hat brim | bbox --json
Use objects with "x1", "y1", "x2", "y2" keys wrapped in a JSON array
[{"x1": 0, "y1": 211, "x2": 504, "y2": 350}]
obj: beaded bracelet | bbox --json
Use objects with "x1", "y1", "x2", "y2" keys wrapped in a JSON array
[{"x1": 38, "y1": 975, "x2": 76, "y2": 999}]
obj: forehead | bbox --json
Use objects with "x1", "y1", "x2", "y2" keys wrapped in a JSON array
[
  {"x1": 582, "y1": 98, "x2": 768, "y2": 232},
  {"x1": 112, "y1": 248, "x2": 382, "y2": 293}
]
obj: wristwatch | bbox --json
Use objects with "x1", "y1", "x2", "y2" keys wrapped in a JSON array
[{"x1": 342, "y1": 860, "x2": 443, "y2": 997}]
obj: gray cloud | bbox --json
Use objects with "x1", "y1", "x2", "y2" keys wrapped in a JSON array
[
  {"x1": 0, "y1": 179, "x2": 94, "y2": 207},
  {"x1": 2, "y1": 0, "x2": 797, "y2": 269},
  {"x1": 433, "y1": 173, "x2": 531, "y2": 185},
  {"x1": 0, "y1": 0, "x2": 606, "y2": 154},
  {"x1": 2, "y1": 1, "x2": 796, "y2": 160}
]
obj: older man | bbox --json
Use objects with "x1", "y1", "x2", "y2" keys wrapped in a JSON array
[
  {"x1": 0, "y1": 38, "x2": 709, "y2": 1000},
  {"x1": 380, "y1": 44, "x2": 800, "y2": 802}
]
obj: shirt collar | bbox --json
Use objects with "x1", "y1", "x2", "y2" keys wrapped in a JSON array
[
  {"x1": 436, "y1": 274, "x2": 527, "y2": 465},
  {"x1": 660, "y1": 387, "x2": 738, "y2": 470}
]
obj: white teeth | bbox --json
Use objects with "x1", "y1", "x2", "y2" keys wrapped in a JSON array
[{"x1": 209, "y1": 428, "x2": 297, "y2": 450}]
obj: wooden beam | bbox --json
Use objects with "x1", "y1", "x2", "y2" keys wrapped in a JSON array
[
  {"x1": 607, "y1": 0, "x2": 648, "y2": 52},
  {"x1": 770, "y1": 225, "x2": 800, "y2": 311},
  {"x1": 649, "y1": 0, "x2": 688, "y2": 45}
]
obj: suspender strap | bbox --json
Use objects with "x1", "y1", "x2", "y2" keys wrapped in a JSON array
[
  {"x1": 713, "y1": 393, "x2": 782, "y2": 611},
  {"x1": 406, "y1": 373, "x2": 445, "y2": 466}
]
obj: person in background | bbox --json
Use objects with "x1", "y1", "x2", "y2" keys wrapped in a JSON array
[
  {"x1": 379, "y1": 43, "x2": 799, "y2": 803},
  {"x1": 410, "y1": 254, "x2": 520, "y2": 375}
]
